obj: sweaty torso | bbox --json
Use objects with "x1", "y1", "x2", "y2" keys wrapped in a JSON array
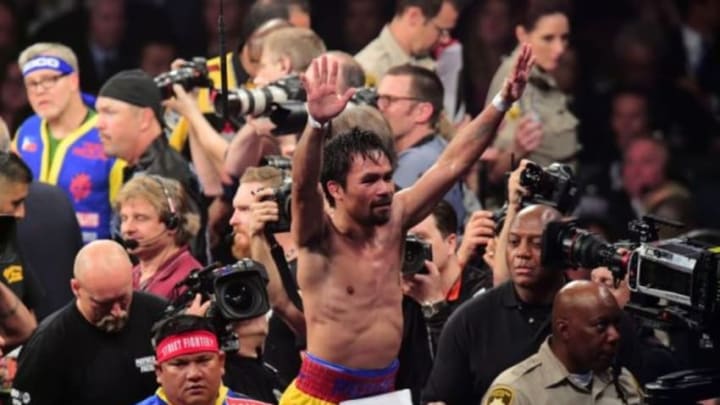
[{"x1": 298, "y1": 211, "x2": 404, "y2": 369}]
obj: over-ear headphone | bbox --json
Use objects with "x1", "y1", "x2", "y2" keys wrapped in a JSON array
[{"x1": 149, "y1": 175, "x2": 180, "y2": 231}]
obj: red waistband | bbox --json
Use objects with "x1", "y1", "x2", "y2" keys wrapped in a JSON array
[{"x1": 295, "y1": 354, "x2": 398, "y2": 403}]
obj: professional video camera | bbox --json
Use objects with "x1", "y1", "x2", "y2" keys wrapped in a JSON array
[
  {"x1": 259, "y1": 155, "x2": 292, "y2": 233},
  {"x1": 164, "y1": 259, "x2": 270, "y2": 351},
  {"x1": 541, "y1": 217, "x2": 720, "y2": 403},
  {"x1": 402, "y1": 234, "x2": 433, "y2": 275},
  {"x1": 519, "y1": 162, "x2": 579, "y2": 214},
  {"x1": 154, "y1": 58, "x2": 213, "y2": 100},
  {"x1": 214, "y1": 74, "x2": 305, "y2": 119}
]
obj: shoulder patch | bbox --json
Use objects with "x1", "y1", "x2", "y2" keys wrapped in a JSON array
[{"x1": 485, "y1": 385, "x2": 515, "y2": 405}]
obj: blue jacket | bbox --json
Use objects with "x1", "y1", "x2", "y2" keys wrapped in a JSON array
[{"x1": 13, "y1": 113, "x2": 124, "y2": 242}]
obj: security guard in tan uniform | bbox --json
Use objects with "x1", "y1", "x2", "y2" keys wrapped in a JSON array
[
  {"x1": 354, "y1": 0, "x2": 458, "y2": 86},
  {"x1": 482, "y1": 281, "x2": 644, "y2": 405},
  {"x1": 484, "y1": 1, "x2": 579, "y2": 186}
]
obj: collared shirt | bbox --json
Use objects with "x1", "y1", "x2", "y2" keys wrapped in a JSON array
[
  {"x1": 486, "y1": 47, "x2": 579, "y2": 169},
  {"x1": 394, "y1": 134, "x2": 466, "y2": 227},
  {"x1": 132, "y1": 247, "x2": 201, "y2": 300},
  {"x1": 482, "y1": 337, "x2": 644, "y2": 405},
  {"x1": 355, "y1": 25, "x2": 435, "y2": 85}
]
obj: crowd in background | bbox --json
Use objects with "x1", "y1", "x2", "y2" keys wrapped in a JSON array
[{"x1": 0, "y1": 0, "x2": 719, "y2": 405}]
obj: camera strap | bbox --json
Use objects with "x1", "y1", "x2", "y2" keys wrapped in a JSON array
[{"x1": 266, "y1": 231, "x2": 304, "y2": 312}]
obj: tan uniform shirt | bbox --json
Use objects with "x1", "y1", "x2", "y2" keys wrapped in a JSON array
[
  {"x1": 486, "y1": 48, "x2": 579, "y2": 169},
  {"x1": 354, "y1": 25, "x2": 435, "y2": 86},
  {"x1": 481, "y1": 338, "x2": 644, "y2": 405}
]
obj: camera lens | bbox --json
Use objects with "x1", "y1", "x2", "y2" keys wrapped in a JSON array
[{"x1": 220, "y1": 281, "x2": 258, "y2": 317}]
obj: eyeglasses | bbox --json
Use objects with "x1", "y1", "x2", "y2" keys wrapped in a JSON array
[
  {"x1": 24, "y1": 72, "x2": 70, "y2": 92},
  {"x1": 432, "y1": 21, "x2": 451, "y2": 38},
  {"x1": 377, "y1": 94, "x2": 424, "y2": 109}
]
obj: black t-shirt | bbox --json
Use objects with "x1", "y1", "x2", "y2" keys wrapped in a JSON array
[
  {"x1": 16, "y1": 182, "x2": 82, "y2": 320},
  {"x1": 12, "y1": 292, "x2": 167, "y2": 405},
  {"x1": 422, "y1": 282, "x2": 552, "y2": 405},
  {"x1": 396, "y1": 264, "x2": 493, "y2": 404},
  {"x1": 223, "y1": 355, "x2": 287, "y2": 404},
  {"x1": 0, "y1": 216, "x2": 43, "y2": 311}
]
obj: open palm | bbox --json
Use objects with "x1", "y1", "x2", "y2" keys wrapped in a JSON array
[
  {"x1": 502, "y1": 43, "x2": 535, "y2": 103},
  {"x1": 302, "y1": 56, "x2": 355, "y2": 124}
]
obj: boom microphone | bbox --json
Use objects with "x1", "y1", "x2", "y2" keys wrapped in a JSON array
[{"x1": 120, "y1": 228, "x2": 169, "y2": 251}]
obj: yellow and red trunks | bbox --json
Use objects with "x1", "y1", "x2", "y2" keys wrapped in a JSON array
[{"x1": 279, "y1": 352, "x2": 399, "y2": 405}]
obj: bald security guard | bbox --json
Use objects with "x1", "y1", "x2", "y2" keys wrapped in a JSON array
[{"x1": 482, "y1": 280, "x2": 644, "y2": 405}]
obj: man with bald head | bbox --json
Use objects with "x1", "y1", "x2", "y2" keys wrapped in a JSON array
[
  {"x1": 13, "y1": 240, "x2": 168, "y2": 405},
  {"x1": 424, "y1": 203, "x2": 567, "y2": 404},
  {"x1": 482, "y1": 281, "x2": 643, "y2": 404}
]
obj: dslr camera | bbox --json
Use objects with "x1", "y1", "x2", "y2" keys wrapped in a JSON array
[
  {"x1": 165, "y1": 259, "x2": 270, "y2": 350},
  {"x1": 259, "y1": 155, "x2": 292, "y2": 233},
  {"x1": 214, "y1": 74, "x2": 305, "y2": 119},
  {"x1": 154, "y1": 57, "x2": 213, "y2": 100},
  {"x1": 519, "y1": 162, "x2": 578, "y2": 214},
  {"x1": 402, "y1": 234, "x2": 433, "y2": 275}
]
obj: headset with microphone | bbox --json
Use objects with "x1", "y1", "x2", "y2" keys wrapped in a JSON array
[{"x1": 121, "y1": 175, "x2": 181, "y2": 250}]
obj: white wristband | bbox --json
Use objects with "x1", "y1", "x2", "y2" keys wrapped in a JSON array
[
  {"x1": 308, "y1": 114, "x2": 328, "y2": 129},
  {"x1": 491, "y1": 92, "x2": 511, "y2": 113}
]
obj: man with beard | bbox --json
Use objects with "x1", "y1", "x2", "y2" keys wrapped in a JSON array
[
  {"x1": 12, "y1": 240, "x2": 167, "y2": 405},
  {"x1": 481, "y1": 281, "x2": 643, "y2": 404},
  {"x1": 280, "y1": 45, "x2": 533, "y2": 404}
]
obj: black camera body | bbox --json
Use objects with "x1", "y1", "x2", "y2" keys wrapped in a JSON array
[
  {"x1": 215, "y1": 74, "x2": 305, "y2": 119},
  {"x1": 166, "y1": 259, "x2": 270, "y2": 350},
  {"x1": 263, "y1": 177, "x2": 292, "y2": 234},
  {"x1": 259, "y1": 155, "x2": 292, "y2": 234},
  {"x1": 519, "y1": 162, "x2": 578, "y2": 214},
  {"x1": 350, "y1": 87, "x2": 379, "y2": 107},
  {"x1": 155, "y1": 58, "x2": 213, "y2": 100},
  {"x1": 541, "y1": 218, "x2": 720, "y2": 329},
  {"x1": 403, "y1": 234, "x2": 433, "y2": 275}
]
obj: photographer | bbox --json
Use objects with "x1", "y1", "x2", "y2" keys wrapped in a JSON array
[
  {"x1": 397, "y1": 200, "x2": 492, "y2": 403},
  {"x1": 490, "y1": 159, "x2": 533, "y2": 286},
  {"x1": 168, "y1": 26, "x2": 325, "y2": 184},
  {"x1": 166, "y1": 0, "x2": 306, "y2": 153},
  {"x1": 223, "y1": 27, "x2": 327, "y2": 175},
  {"x1": 404, "y1": 201, "x2": 493, "y2": 323},
  {"x1": 230, "y1": 165, "x2": 304, "y2": 387},
  {"x1": 137, "y1": 314, "x2": 270, "y2": 405},
  {"x1": 115, "y1": 175, "x2": 202, "y2": 300}
]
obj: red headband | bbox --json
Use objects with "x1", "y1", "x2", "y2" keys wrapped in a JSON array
[{"x1": 156, "y1": 330, "x2": 219, "y2": 363}]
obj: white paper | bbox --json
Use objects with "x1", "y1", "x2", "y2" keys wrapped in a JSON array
[{"x1": 339, "y1": 389, "x2": 413, "y2": 405}]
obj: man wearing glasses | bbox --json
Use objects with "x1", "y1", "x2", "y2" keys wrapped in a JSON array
[
  {"x1": 377, "y1": 64, "x2": 466, "y2": 226},
  {"x1": 354, "y1": 0, "x2": 459, "y2": 85},
  {"x1": 12, "y1": 43, "x2": 122, "y2": 244}
]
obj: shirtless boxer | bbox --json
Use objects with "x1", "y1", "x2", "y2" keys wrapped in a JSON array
[{"x1": 279, "y1": 45, "x2": 534, "y2": 405}]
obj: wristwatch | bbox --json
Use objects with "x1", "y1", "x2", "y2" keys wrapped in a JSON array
[{"x1": 421, "y1": 300, "x2": 448, "y2": 319}]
